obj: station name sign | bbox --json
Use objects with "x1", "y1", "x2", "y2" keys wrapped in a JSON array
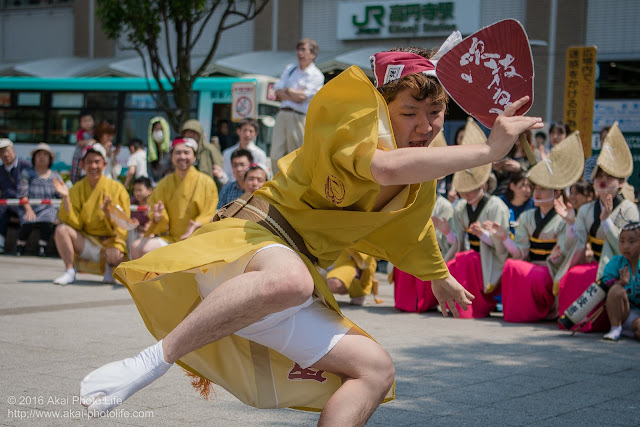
[{"x1": 337, "y1": 0, "x2": 480, "y2": 40}]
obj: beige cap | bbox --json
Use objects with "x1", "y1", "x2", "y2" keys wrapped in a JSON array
[
  {"x1": 451, "y1": 118, "x2": 491, "y2": 193},
  {"x1": 0, "y1": 138, "x2": 13, "y2": 149},
  {"x1": 30, "y1": 142, "x2": 56, "y2": 161},
  {"x1": 527, "y1": 131, "x2": 584, "y2": 190},
  {"x1": 592, "y1": 122, "x2": 633, "y2": 179}
]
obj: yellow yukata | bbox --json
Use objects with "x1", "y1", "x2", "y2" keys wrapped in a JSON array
[
  {"x1": 326, "y1": 249, "x2": 378, "y2": 298},
  {"x1": 145, "y1": 166, "x2": 218, "y2": 242},
  {"x1": 114, "y1": 66, "x2": 447, "y2": 412},
  {"x1": 58, "y1": 176, "x2": 130, "y2": 272}
]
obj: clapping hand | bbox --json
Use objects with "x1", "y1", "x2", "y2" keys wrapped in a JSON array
[
  {"x1": 52, "y1": 178, "x2": 69, "y2": 198},
  {"x1": 554, "y1": 198, "x2": 575, "y2": 225},
  {"x1": 431, "y1": 216, "x2": 451, "y2": 235},
  {"x1": 619, "y1": 266, "x2": 631, "y2": 286},
  {"x1": 152, "y1": 201, "x2": 165, "y2": 223},
  {"x1": 600, "y1": 194, "x2": 613, "y2": 221},
  {"x1": 483, "y1": 220, "x2": 508, "y2": 241}
]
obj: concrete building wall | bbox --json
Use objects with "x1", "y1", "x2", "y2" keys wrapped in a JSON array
[{"x1": 0, "y1": 7, "x2": 74, "y2": 62}]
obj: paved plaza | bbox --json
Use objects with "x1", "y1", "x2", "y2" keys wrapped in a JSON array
[{"x1": 1, "y1": 255, "x2": 639, "y2": 426}]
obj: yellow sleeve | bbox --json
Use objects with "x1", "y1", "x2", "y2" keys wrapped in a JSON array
[
  {"x1": 146, "y1": 180, "x2": 170, "y2": 236},
  {"x1": 194, "y1": 175, "x2": 219, "y2": 225},
  {"x1": 303, "y1": 67, "x2": 386, "y2": 210},
  {"x1": 57, "y1": 182, "x2": 83, "y2": 230},
  {"x1": 352, "y1": 183, "x2": 449, "y2": 281}
]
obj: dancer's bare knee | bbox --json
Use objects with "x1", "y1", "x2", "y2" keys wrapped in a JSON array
[{"x1": 262, "y1": 262, "x2": 314, "y2": 306}]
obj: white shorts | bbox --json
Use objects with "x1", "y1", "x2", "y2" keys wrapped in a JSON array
[
  {"x1": 79, "y1": 237, "x2": 102, "y2": 263},
  {"x1": 622, "y1": 307, "x2": 640, "y2": 337},
  {"x1": 194, "y1": 243, "x2": 351, "y2": 368}
]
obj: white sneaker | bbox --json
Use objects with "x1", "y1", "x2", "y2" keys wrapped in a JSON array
[
  {"x1": 350, "y1": 296, "x2": 367, "y2": 306},
  {"x1": 80, "y1": 340, "x2": 172, "y2": 416},
  {"x1": 54, "y1": 269, "x2": 76, "y2": 285}
]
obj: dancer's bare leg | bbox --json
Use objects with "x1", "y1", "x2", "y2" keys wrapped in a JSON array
[
  {"x1": 54, "y1": 224, "x2": 84, "y2": 269},
  {"x1": 81, "y1": 246, "x2": 316, "y2": 414},
  {"x1": 327, "y1": 278, "x2": 348, "y2": 295},
  {"x1": 311, "y1": 329, "x2": 395, "y2": 427},
  {"x1": 162, "y1": 246, "x2": 314, "y2": 362}
]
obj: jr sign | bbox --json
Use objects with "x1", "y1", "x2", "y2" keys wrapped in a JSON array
[{"x1": 337, "y1": 0, "x2": 480, "y2": 40}]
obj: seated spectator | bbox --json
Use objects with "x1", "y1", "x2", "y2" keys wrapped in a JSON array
[
  {"x1": 584, "y1": 126, "x2": 610, "y2": 184},
  {"x1": 147, "y1": 117, "x2": 172, "y2": 185},
  {"x1": 492, "y1": 131, "x2": 531, "y2": 196},
  {"x1": 52, "y1": 144, "x2": 130, "y2": 284},
  {"x1": 0, "y1": 138, "x2": 32, "y2": 254},
  {"x1": 534, "y1": 131, "x2": 546, "y2": 160},
  {"x1": 327, "y1": 249, "x2": 380, "y2": 306},
  {"x1": 556, "y1": 123, "x2": 639, "y2": 332},
  {"x1": 123, "y1": 138, "x2": 148, "y2": 190},
  {"x1": 243, "y1": 163, "x2": 270, "y2": 194},
  {"x1": 15, "y1": 143, "x2": 62, "y2": 257},
  {"x1": 499, "y1": 170, "x2": 534, "y2": 233},
  {"x1": 129, "y1": 177, "x2": 152, "y2": 244},
  {"x1": 445, "y1": 124, "x2": 467, "y2": 203},
  {"x1": 394, "y1": 193, "x2": 454, "y2": 312},
  {"x1": 181, "y1": 119, "x2": 227, "y2": 189},
  {"x1": 130, "y1": 138, "x2": 218, "y2": 260},
  {"x1": 553, "y1": 179, "x2": 595, "y2": 263},
  {"x1": 548, "y1": 121, "x2": 570, "y2": 150},
  {"x1": 222, "y1": 118, "x2": 267, "y2": 181},
  {"x1": 601, "y1": 222, "x2": 640, "y2": 341},
  {"x1": 217, "y1": 149, "x2": 252, "y2": 208},
  {"x1": 94, "y1": 120, "x2": 121, "y2": 180},
  {"x1": 444, "y1": 161, "x2": 510, "y2": 318},
  {"x1": 489, "y1": 133, "x2": 584, "y2": 322}
]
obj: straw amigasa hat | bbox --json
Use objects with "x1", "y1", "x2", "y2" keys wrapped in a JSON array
[
  {"x1": 526, "y1": 131, "x2": 584, "y2": 189},
  {"x1": 429, "y1": 130, "x2": 447, "y2": 148},
  {"x1": 591, "y1": 121, "x2": 633, "y2": 180},
  {"x1": 452, "y1": 117, "x2": 492, "y2": 193}
]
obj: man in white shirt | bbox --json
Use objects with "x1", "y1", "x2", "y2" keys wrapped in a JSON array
[
  {"x1": 222, "y1": 119, "x2": 267, "y2": 181},
  {"x1": 124, "y1": 138, "x2": 148, "y2": 190},
  {"x1": 270, "y1": 38, "x2": 324, "y2": 175}
]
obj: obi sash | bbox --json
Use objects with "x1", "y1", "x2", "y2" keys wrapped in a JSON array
[
  {"x1": 529, "y1": 208, "x2": 558, "y2": 262},
  {"x1": 465, "y1": 195, "x2": 489, "y2": 252}
]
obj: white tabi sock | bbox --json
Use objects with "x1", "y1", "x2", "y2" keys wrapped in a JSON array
[
  {"x1": 54, "y1": 268, "x2": 76, "y2": 285},
  {"x1": 80, "y1": 340, "x2": 173, "y2": 416},
  {"x1": 603, "y1": 326, "x2": 623, "y2": 341}
]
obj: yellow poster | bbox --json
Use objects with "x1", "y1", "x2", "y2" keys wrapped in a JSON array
[{"x1": 564, "y1": 46, "x2": 597, "y2": 158}]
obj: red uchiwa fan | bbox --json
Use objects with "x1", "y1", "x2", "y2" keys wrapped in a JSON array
[{"x1": 435, "y1": 19, "x2": 534, "y2": 129}]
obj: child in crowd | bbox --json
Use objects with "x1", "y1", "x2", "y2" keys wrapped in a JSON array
[
  {"x1": 556, "y1": 122, "x2": 639, "y2": 332},
  {"x1": 129, "y1": 177, "x2": 152, "y2": 245},
  {"x1": 601, "y1": 222, "x2": 640, "y2": 341},
  {"x1": 124, "y1": 138, "x2": 148, "y2": 189},
  {"x1": 70, "y1": 110, "x2": 95, "y2": 183}
]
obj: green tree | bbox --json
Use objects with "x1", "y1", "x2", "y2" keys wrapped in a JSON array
[{"x1": 97, "y1": 0, "x2": 270, "y2": 130}]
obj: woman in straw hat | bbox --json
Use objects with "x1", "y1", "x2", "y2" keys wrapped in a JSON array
[
  {"x1": 15, "y1": 143, "x2": 62, "y2": 257},
  {"x1": 392, "y1": 131, "x2": 455, "y2": 312},
  {"x1": 436, "y1": 119, "x2": 511, "y2": 318},
  {"x1": 556, "y1": 122, "x2": 639, "y2": 332},
  {"x1": 484, "y1": 132, "x2": 584, "y2": 322}
]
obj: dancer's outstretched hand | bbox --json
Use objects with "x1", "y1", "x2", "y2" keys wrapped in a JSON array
[
  {"x1": 486, "y1": 96, "x2": 543, "y2": 161},
  {"x1": 431, "y1": 274, "x2": 475, "y2": 318}
]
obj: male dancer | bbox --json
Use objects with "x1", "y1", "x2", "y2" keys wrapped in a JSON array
[{"x1": 81, "y1": 47, "x2": 542, "y2": 425}]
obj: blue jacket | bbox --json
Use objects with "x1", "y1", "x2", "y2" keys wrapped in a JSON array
[{"x1": 0, "y1": 159, "x2": 32, "y2": 198}]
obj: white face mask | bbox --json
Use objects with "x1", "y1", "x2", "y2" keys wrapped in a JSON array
[{"x1": 152, "y1": 130, "x2": 164, "y2": 143}]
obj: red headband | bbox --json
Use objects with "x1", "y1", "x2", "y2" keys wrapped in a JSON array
[
  {"x1": 370, "y1": 52, "x2": 437, "y2": 88},
  {"x1": 171, "y1": 137, "x2": 198, "y2": 152}
]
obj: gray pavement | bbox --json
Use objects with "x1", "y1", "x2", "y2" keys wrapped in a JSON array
[{"x1": 0, "y1": 255, "x2": 638, "y2": 427}]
